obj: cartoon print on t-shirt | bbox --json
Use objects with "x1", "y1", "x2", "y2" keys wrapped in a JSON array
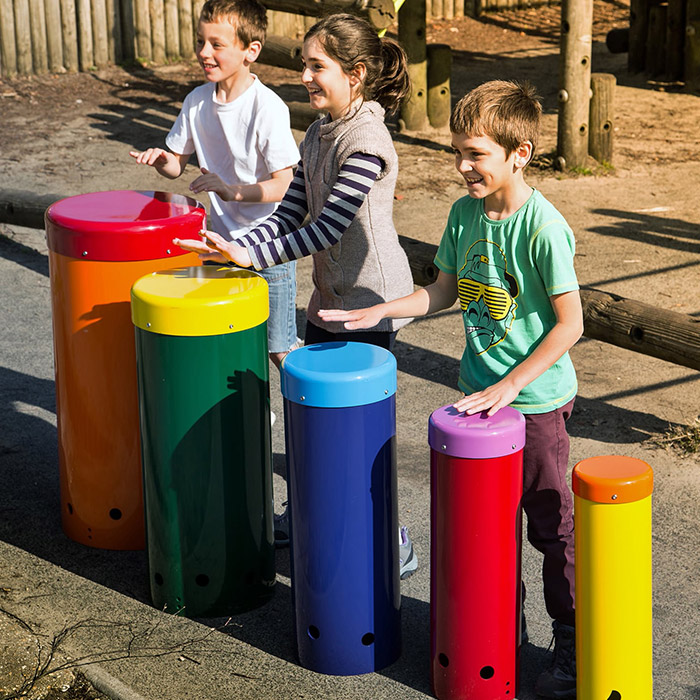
[{"x1": 457, "y1": 239, "x2": 519, "y2": 354}]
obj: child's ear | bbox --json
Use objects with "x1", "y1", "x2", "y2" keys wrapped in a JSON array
[
  {"x1": 513, "y1": 141, "x2": 533, "y2": 169},
  {"x1": 245, "y1": 40, "x2": 262, "y2": 63},
  {"x1": 349, "y1": 62, "x2": 367, "y2": 88}
]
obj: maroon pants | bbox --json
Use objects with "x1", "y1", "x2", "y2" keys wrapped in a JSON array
[{"x1": 522, "y1": 398, "x2": 576, "y2": 627}]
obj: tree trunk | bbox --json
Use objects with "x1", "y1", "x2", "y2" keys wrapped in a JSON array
[
  {"x1": 588, "y1": 73, "x2": 615, "y2": 165},
  {"x1": 427, "y1": 43, "x2": 451, "y2": 130},
  {"x1": 399, "y1": 0, "x2": 428, "y2": 131}
]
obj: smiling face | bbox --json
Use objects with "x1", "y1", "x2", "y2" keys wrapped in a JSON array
[
  {"x1": 451, "y1": 131, "x2": 532, "y2": 218},
  {"x1": 196, "y1": 18, "x2": 258, "y2": 96},
  {"x1": 300, "y1": 36, "x2": 361, "y2": 120}
]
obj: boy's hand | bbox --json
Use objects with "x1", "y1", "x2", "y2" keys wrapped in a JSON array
[
  {"x1": 173, "y1": 230, "x2": 253, "y2": 268},
  {"x1": 317, "y1": 306, "x2": 385, "y2": 330},
  {"x1": 453, "y1": 377, "x2": 520, "y2": 418},
  {"x1": 129, "y1": 148, "x2": 170, "y2": 167},
  {"x1": 189, "y1": 167, "x2": 235, "y2": 200}
]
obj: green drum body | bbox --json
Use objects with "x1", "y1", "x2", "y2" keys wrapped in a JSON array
[{"x1": 131, "y1": 266, "x2": 274, "y2": 617}]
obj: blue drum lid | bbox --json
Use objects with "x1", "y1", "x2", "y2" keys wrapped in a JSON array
[
  {"x1": 281, "y1": 342, "x2": 397, "y2": 408},
  {"x1": 428, "y1": 405, "x2": 526, "y2": 459}
]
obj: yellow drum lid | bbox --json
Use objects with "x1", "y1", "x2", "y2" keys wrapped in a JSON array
[
  {"x1": 572, "y1": 455, "x2": 653, "y2": 504},
  {"x1": 131, "y1": 266, "x2": 269, "y2": 336}
]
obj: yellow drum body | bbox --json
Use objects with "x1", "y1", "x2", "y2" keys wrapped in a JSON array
[{"x1": 573, "y1": 455, "x2": 653, "y2": 700}]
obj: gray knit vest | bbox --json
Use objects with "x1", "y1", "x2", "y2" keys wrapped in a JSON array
[{"x1": 300, "y1": 101, "x2": 414, "y2": 333}]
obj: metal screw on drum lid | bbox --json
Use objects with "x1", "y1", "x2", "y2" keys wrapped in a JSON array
[
  {"x1": 512, "y1": 444, "x2": 517, "y2": 450},
  {"x1": 300, "y1": 395, "x2": 306, "y2": 401},
  {"x1": 384, "y1": 389, "x2": 388, "y2": 394},
  {"x1": 611, "y1": 494, "x2": 618, "y2": 500},
  {"x1": 166, "y1": 249, "x2": 171, "y2": 255},
  {"x1": 229, "y1": 324, "x2": 234, "y2": 329},
  {"x1": 442, "y1": 444, "x2": 447, "y2": 450},
  {"x1": 82, "y1": 251, "x2": 88, "y2": 256},
  {"x1": 146, "y1": 322, "x2": 151, "y2": 328}
]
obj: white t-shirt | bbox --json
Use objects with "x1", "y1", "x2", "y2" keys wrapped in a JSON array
[{"x1": 166, "y1": 76, "x2": 300, "y2": 240}]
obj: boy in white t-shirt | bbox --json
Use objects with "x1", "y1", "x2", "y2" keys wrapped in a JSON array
[{"x1": 130, "y1": 0, "x2": 301, "y2": 367}]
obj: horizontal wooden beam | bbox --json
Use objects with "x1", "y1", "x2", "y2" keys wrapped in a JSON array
[
  {"x1": 261, "y1": 0, "x2": 396, "y2": 30},
  {"x1": 2, "y1": 189, "x2": 698, "y2": 371}
]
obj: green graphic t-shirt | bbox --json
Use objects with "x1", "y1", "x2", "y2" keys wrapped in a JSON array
[{"x1": 434, "y1": 189, "x2": 579, "y2": 414}]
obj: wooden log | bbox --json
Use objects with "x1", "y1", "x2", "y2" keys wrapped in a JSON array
[
  {"x1": 431, "y1": 0, "x2": 444, "y2": 20},
  {"x1": 0, "y1": 0, "x2": 18, "y2": 76},
  {"x1": 178, "y1": 0, "x2": 194, "y2": 59},
  {"x1": 105, "y1": 0, "x2": 121, "y2": 63},
  {"x1": 261, "y1": 0, "x2": 397, "y2": 31},
  {"x1": 76, "y1": 0, "x2": 94, "y2": 69},
  {"x1": 454, "y1": 0, "x2": 463, "y2": 18},
  {"x1": 14, "y1": 0, "x2": 34, "y2": 74},
  {"x1": 685, "y1": 0, "x2": 700, "y2": 89},
  {"x1": 629, "y1": 0, "x2": 650, "y2": 72},
  {"x1": 665, "y1": 0, "x2": 684, "y2": 79},
  {"x1": 59, "y1": 0, "x2": 79, "y2": 71},
  {"x1": 90, "y1": 0, "x2": 110, "y2": 68},
  {"x1": 557, "y1": 0, "x2": 593, "y2": 170},
  {"x1": 119, "y1": 0, "x2": 135, "y2": 61},
  {"x1": 258, "y1": 34, "x2": 303, "y2": 71},
  {"x1": 164, "y1": 0, "x2": 179, "y2": 59},
  {"x1": 150, "y1": 0, "x2": 166, "y2": 63},
  {"x1": 588, "y1": 73, "x2": 615, "y2": 165},
  {"x1": 427, "y1": 43, "x2": 451, "y2": 130},
  {"x1": 133, "y1": 0, "x2": 152, "y2": 60},
  {"x1": 645, "y1": 2, "x2": 667, "y2": 76},
  {"x1": 399, "y1": 0, "x2": 428, "y2": 131},
  {"x1": 580, "y1": 287, "x2": 700, "y2": 372},
  {"x1": 44, "y1": 0, "x2": 65, "y2": 71},
  {"x1": 605, "y1": 27, "x2": 629, "y2": 53},
  {"x1": 28, "y1": 0, "x2": 49, "y2": 73},
  {"x1": 2, "y1": 187, "x2": 698, "y2": 373},
  {"x1": 288, "y1": 100, "x2": 317, "y2": 131}
]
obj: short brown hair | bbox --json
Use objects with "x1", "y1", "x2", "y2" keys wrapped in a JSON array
[
  {"x1": 199, "y1": 0, "x2": 267, "y2": 46},
  {"x1": 450, "y1": 80, "x2": 542, "y2": 157}
]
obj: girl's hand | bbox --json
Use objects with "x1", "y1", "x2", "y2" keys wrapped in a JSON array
[
  {"x1": 129, "y1": 147, "x2": 170, "y2": 167},
  {"x1": 173, "y1": 230, "x2": 253, "y2": 267},
  {"x1": 189, "y1": 167, "x2": 235, "y2": 200},
  {"x1": 453, "y1": 377, "x2": 520, "y2": 418},
  {"x1": 317, "y1": 305, "x2": 385, "y2": 330}
]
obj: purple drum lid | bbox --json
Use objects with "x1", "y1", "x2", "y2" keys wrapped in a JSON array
[{"x1": 428, "y1": 404, "x2": 526, "y2": 459}]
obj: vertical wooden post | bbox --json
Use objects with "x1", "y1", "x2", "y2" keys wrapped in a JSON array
[
  {"x1": 91, "y1": 0, "x2": 110, "y2": 67},
  {"x1": 76, "y1": 0, "x2": 94, "y2": 70},
  {"x1": 629, "y1": 0, "x2": 650, "y2": 72},
  {"x1": 588, "y1": 73, "x2": 615, "y2": 165},
  {"x1": 59, "y1": 0, "x2": 79, "y2": 71},
  {"x1": 119, "y1": 0, "x2": 135, "y2": 62},
  {"x1": 427, "y1": 43, "x2": 451, "y2": 130},
  {"x1": 44, "y1": 0, "x2": 65, "y2": 71},
  {"x1": 150, "y1": 0, "x2": 166, "y2": 62},
  {"x1": 557, "y1": 0, "x2": 593, "y2": 170},
  {"x1": 685, "y1": 0, "x2": 700, "y2": 89},
  {"x1": 133, "y1": 0, "x2": 152, "y2": 60},
  {"x1": 106, "y1": 0, "x2": 122, "y2": 64},
  {"x1": 666, "y1": 0, "x2": 685, "y2": 79},
  {"x1": 15, "y1": 0, "x2": 34, "y2": 73},
  {"x1": 164, "y1": 0, "x2": 180, "y2": 58},
  {"x1": 178, "y1": 0, "x2": 194, "y2": 58},
  {"x1": 645, "y1": 2, "x2": 667, "y2": 75},
  {"x1": 28, "y1": 0, "x2": 49, "y2": 73},
  {"x1": 399, "y1": 0, "x2": 428, "y2": 131},
  {"x1": 0, "y1": 0, "x2": 18, "y2": 76}
]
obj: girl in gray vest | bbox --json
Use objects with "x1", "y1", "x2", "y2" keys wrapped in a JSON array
[
  {"x1": 175, "y1": 14, "x2": 418, "y2": 575},
  {"x1": 175, "y1": 12, "x2": 415, "y2": 353}
]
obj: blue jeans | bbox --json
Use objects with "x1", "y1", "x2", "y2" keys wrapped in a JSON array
[{"x1": 257, "y1": 261, "x2": 298, "y2": 354}]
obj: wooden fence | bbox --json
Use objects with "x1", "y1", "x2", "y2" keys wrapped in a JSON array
[{"x1": 0, "y1": 0, "x2": 555, "y2": 77}]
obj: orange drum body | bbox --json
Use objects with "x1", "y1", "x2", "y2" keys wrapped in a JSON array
[{"x1": 46, "y1": 190, "x2": 204, "y2": 549}]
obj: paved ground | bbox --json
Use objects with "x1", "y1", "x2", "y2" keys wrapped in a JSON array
[{"x1": 1, "y1": 203, "x2": 699, "y2": 698}]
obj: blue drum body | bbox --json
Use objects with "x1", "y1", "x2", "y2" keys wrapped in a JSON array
[{"x1": 281, "y1": 342, "x2": 401, "y2": 675}]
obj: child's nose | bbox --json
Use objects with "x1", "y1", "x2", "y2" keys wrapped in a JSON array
[{"x1": 301, "y1": 67, "x2": 312, "y2": 83}]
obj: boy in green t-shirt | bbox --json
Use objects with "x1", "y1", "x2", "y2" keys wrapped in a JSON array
[{"x1": 318, "y1": 80, "x2": 583, "y2": 698}]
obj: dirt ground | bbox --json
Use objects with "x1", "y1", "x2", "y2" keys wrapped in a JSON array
[{"x1": 0, "y1": 0, "x2": 699, "y2": 441}]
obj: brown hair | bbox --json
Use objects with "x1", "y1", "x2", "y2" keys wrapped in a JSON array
[
  {"x1": 304, "y1": 14, "x2": 410, "y2": 115},
  {"x1": 199, "y1": 0, "x2": 267, "y2": 46},
  {"x1": 450, "y1": 80, "x2": 542, "y2": 157}
]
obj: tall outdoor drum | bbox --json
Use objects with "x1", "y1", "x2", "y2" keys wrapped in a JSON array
[
  {"x1": 46, "y1": 190, "x2": 204, "y2": 549},
  {"x1": 429, "y1": 405, "x2": 526, "y2": 700},
  {"x1": 281, "y1": 342, "x2": 401, "y2": 675},
  {"x1": 131, "y1": 266, "x2": 275, "y2": 617}
]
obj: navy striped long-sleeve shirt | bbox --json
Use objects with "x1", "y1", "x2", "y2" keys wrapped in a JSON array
[{"x1": 238, "y1": 152, "x2": 383, "y2": 270}]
